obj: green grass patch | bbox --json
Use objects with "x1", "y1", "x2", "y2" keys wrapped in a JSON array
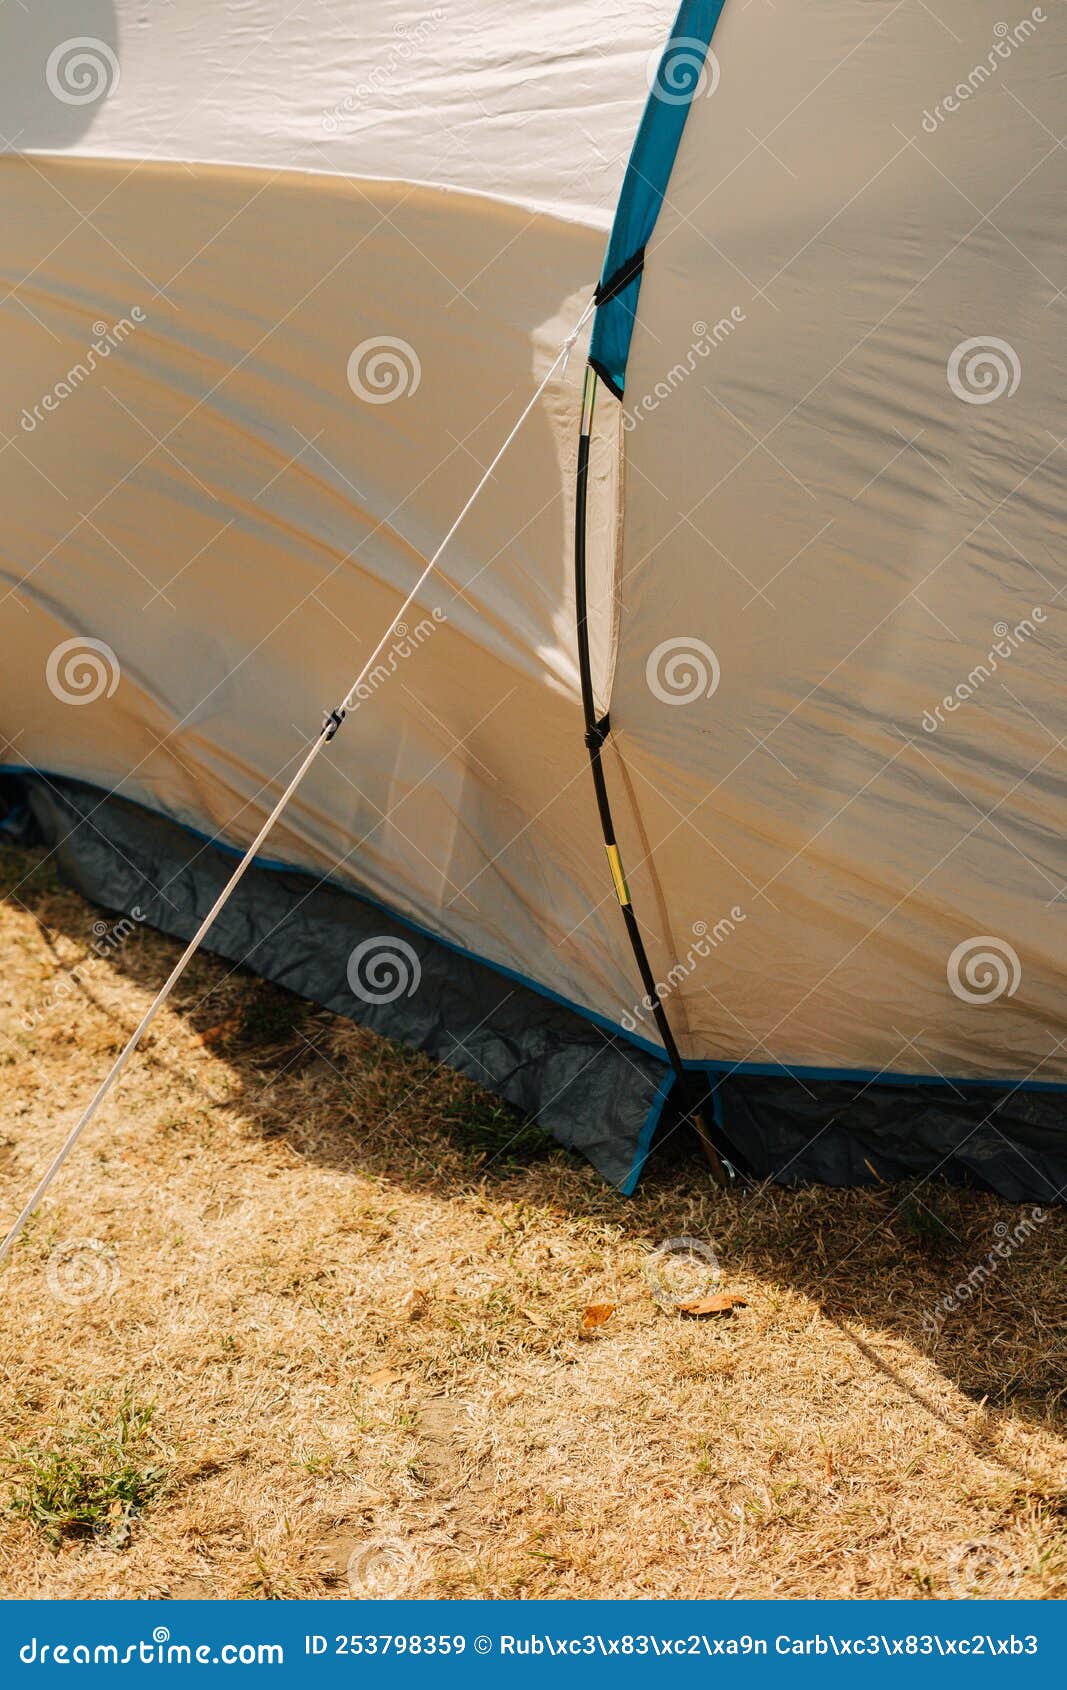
[{"x1": 6, "y1": 1392, "x2": 167, "y2": 1549}]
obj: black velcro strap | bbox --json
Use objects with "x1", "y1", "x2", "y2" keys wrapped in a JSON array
[
  {"x1": 584, "y1": 713, "x2": 612, "y2": 752},
  {"x1": 594, "y1": 247, "x2": 646, "y2": 308}
]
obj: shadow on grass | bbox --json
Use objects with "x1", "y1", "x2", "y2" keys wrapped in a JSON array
[{"x1": 3, "y1": 837, "x2": 1065, "y2": 1461}]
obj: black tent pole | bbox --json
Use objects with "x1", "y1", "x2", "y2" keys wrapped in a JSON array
[{"x1": 573, "y1": 363, "x2": 739, "y2": 1187}]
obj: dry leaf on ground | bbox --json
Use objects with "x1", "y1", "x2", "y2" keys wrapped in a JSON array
[
  {"x1": 676, "y1": 1293, "x2": 748, "y2": 1318},
  {"x1": 580, "y1": 1302, "x2": 615, "y2": 1335}
]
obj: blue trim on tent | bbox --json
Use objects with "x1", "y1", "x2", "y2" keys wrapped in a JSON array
[
  {"x1": 620, "y1": 1068, "x2": 678, "y2": 1196},
  {"x1": 0, "y1": 762, "x2": 668, "y2": 1062},
  {"x1": 1, "y1": 760, "x2": 683, "y2": 1196},
  {"x1": 683, "y1": 1058, "x2": 1067, "y2": 1092},
  {"x1": 6, "y1": 764, "x2": 1067, "y2": 1103},
  {"x1": 621, "y1": 1065, "x2": 1067, "y2": 1195},
  {"x1": 5, "y1": 763, "x2": 1066, "y2": 1206},
  {"x1": 589, "y1": 0, "x2": 728, "y2": 399}
]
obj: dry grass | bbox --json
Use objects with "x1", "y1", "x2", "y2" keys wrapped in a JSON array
[{"x1": 0, "y1": 837, "x2": 1065, "y2": 1600}]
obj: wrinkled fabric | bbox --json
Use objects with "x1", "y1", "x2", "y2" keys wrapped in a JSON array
[
  {"x1": 0, "y1": 0, "x2": 641, "y2": 1029},
  {"x1": 13, "y1": 773, "x2": 672, "y2": 1189},
  {"x1": 607, "y1": 0, "x2": 1067, "y2": 1088},
  {"x1": 1, "y1": 2, "x2": 1064, "y2": 1204}
]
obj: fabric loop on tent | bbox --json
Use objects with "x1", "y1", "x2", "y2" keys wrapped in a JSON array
[
  {"x1": 588, "y1": 0, "x2": 728, "y2": 398},
  {"x1": 595, "y1": 247, "x2": 646, "y2": 308}
]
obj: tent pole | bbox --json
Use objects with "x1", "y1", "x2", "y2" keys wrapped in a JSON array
[{"x1": 573, "y1": 363, "x2": 738, "y2": 1188}]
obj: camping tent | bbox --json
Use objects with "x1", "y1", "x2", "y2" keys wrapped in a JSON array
[{"x1": 1, "y1": 1, "x2": 1064, "y2": 1200}]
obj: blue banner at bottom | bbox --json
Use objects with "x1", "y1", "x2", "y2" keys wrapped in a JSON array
[{"x1": 0, "y1": 1601, "x2": 1061, "y2": 1686}]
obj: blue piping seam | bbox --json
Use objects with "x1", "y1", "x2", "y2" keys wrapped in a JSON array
[
  {"x1": 4, "y1": 763, "x2": 1063, "y2": 1095},
  {"x1": 5, "y1": 764, "x2": 1064, "y2": 1204},
  {"x1": 589, "y1": 0, "x2": 729, "y2": 398},
  {"x1": 0, "y1": 763, "x2": 675, "y2": 1194},
  {"x1": 0, "y1": 762, "x2": 666, "y2": 1055},
  {"x1": 682, "y1": 1058, "x2": 1067, "y2": 1092},
  {"x1": 5, "y1": 763, "x2": 1064, "y2": 1089},
  {"x1": 620, "y1": 1068, "x2": 678, "y2": 1196}
]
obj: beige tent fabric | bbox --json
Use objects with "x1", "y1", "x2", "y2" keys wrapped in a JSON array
[
  {"x1": 0, "y1": 151, "x2": 638, "y2": 1023},
  {"x1": 2, "y1": 0, "x2": 1063, "y2": 1090},
  {"x1": 0, "y1": 2, "x2": 655, "y2": 1026},
  {"x1": 607, "y1": 0, "x2": 1066, "y2": 1081}
]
